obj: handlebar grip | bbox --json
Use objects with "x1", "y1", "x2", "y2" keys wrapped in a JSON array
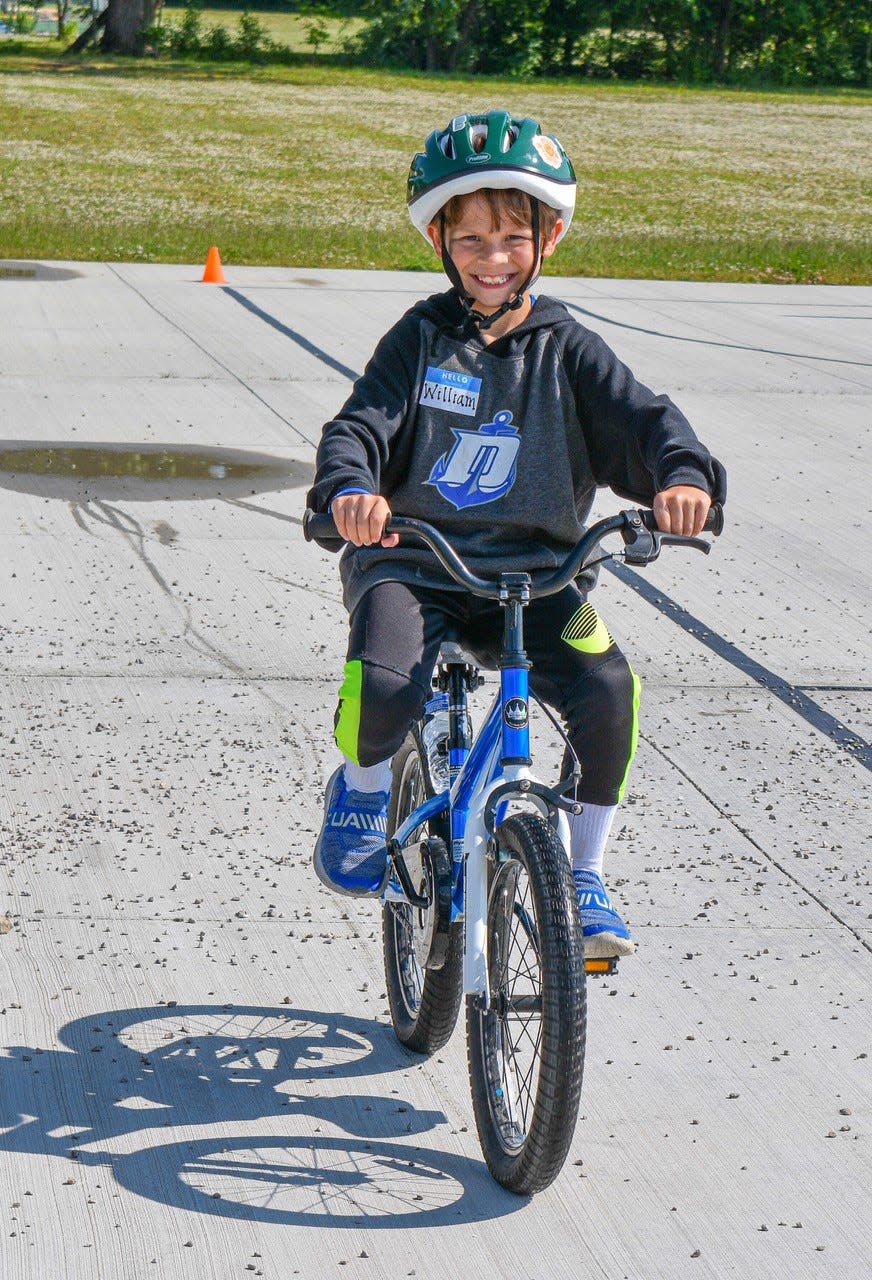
[
  {"x1": 303, "y1": 509, "x2": 344, "y2": 544},
  {"x1": 640, "y1": 503, "x2": 724, "y2": 536},
  {"x1": 706, "y1": 503, "x2": 725, "y2": 536}
]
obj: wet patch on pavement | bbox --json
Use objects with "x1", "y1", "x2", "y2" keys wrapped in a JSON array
[{"x1": 0, "y1": 442, "x2": 312, "y2": 503}]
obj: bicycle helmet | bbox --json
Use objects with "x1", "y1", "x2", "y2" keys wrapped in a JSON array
[
  {"x1": 407, "y1": 110, "x2": 576, "y2": 241},
  {"x1": 407, "y1": 110, "x2": 576, "y2": 329}
]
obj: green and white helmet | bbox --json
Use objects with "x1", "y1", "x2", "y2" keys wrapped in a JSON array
[{"x1": 407, "y1": 110, "x2": 576, "y2": 240}]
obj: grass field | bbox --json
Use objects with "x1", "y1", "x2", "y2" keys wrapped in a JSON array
[
  {"x1": 158, "y1": 5, "x2": 364, "y2": 53},
  {"x1": 0, "y1": 54, "x2": 870, "y2": 282}
]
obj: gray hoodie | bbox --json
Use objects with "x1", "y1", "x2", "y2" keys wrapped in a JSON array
[{"x1": 307, "y1": 290, "x2": 726, "y2": 613}]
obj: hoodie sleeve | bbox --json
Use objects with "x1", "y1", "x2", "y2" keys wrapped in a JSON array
[
  {"x1": 306, "y1": 309, "x2": 427, "y2": 516},
  {"x1": 566, "y1": 324, "x2": 726, "y2": 506}
]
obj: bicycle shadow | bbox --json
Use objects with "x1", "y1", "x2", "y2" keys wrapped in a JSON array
[{"x1": 0, "y1": 1003, "x2": 523, "y2": 1227}]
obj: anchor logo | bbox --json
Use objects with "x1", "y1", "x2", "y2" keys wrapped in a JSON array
[{"x1": 426, "y1": 411, "x2": 520, "y2": 510}]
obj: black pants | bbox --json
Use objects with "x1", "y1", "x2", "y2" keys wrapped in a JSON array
[{"x1": 335, "y1": 579, "x2": 640, "y2": 807}]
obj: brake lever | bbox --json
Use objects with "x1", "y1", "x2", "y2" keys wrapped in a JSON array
[
  {"x1": 659, "y1": 533, "x2": 711, "y2": 555},
  {"x1": 620, "y1": 514, "x2": 711, "y2": 565}
]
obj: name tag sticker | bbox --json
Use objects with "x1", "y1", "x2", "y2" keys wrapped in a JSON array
[{"x1": 419, "y1": 366, "x2": 481, "y2": 417}]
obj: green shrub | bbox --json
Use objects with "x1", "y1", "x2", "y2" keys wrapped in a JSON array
[
  {"x1": 233, "y1": 10, "x2": 269, "y2": 59},
  {"x1": 203, "y1": 22, "x2": 232, "y2": 57},
  {"x1": 173, "y1": 3, "x2": 203, "y2": 54},
  {"x1": 14, "y1": 10, "x2": 38, "y2": 34}
]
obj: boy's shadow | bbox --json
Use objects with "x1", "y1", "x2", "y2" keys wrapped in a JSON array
[{"x1": 0, "y1": 1003, "x2": 522, "y2": 1226}]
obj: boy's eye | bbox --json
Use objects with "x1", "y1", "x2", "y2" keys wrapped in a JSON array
[{"x1": 456, "y1": 234, "x2": 530, "y2": 245}]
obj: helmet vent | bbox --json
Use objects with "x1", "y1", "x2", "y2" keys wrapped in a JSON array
[
  {"x1": 438, "y1": 132, "x2": 455, "y2": 160},
  {"x1": 470, "y1": 122, "x2": 488, "y2": 153},
  {"x1": 503, "y1": 124, "x2": 519, "y2": 151}
]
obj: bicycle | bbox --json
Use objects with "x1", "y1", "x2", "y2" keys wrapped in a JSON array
[{"x1": 304, "y1": 504, "x2": 723, "y2": 1194}]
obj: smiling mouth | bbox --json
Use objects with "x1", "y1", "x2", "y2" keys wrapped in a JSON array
[{"x1": 473, "y1": 273, "x2": 515, "y2": 287}]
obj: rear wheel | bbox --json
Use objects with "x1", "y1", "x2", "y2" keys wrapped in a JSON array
[
  {"x1": 467, "y1": 812, "x2": 586, "y2": 1194},
  {"x1": 382, "y1": 733, "x2": 463, "y2": 1053}
]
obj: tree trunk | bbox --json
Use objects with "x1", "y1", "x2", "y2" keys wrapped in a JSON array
[
  {"x1": 715, "y1": 0, "x2": 733, "y2": 80},
  {"x1": 102, "y1": 0, "x2": 157, "y2": 54},
  {"x1": 65, "y1": 7, "x2": 106, "y2": 54},
  {"x1": 454, "y1": 0, "x2": 478, "y2": 71}
]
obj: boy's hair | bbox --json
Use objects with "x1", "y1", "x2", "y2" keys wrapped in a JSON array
[{"x1": 438, "y1": 188, "x2": 560, "y2": 241}]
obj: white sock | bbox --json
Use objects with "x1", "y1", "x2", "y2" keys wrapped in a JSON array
[
  {"x1": 343, "y1": 757, "x2": 392, "y2": 794},
  {"x1": 569, "y1": 804, "x2": 618, "y2": 878}
]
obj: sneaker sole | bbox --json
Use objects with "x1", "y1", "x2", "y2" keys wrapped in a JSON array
[{"x1": 583, "y1": 931, "x2": 636, "y2": 959}]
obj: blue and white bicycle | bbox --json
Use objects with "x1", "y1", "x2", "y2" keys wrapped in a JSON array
[{"x1": 304, "y1": 505, "x2": 721, "y2": 1194}]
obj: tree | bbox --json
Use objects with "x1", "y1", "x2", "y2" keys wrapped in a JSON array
[
  {"x1": 102, "y1": 0, "x2": 160, "y2": 54},
  {"x1": 539, "y1": 0, "x2": 604, "y2": 76},
  {"x1": 641, "y1": 0, "x2": 698, "y2": 77}
]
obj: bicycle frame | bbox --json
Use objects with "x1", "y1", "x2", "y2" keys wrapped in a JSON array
[{"x1": 383, "y1": 578, "x2": 570, "y2": 1008}]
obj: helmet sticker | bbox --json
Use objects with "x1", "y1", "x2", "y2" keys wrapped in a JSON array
[{"x1": 531, "y1": 135, "x2": 563, "y2": 169}]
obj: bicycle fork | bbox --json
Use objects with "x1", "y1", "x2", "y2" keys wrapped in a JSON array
[{"x1": 446, "y1": 575, "x2": 575, "y2": 1006}]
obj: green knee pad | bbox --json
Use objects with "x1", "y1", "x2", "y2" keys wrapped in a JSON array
[
  {"x1": 334, "y1": 659, "x2": 363, "y2": 764},
  {"x1": 616, "y1": 670, "x2": 642, "y2": 803}
]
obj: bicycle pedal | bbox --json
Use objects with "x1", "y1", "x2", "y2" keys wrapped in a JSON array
[{"x1": 584, "y1": 957, "x2": 619, "y2": 976}]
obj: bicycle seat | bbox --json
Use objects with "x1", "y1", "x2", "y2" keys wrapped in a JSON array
[
  {"x1": 433, "y1": 621, "x2": 469, "y2": 666},
  {"x1": 438, "y1": 640, "x2": 478, "y2": 666}
]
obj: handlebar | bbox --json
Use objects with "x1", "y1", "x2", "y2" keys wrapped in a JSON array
[{"x1": 303, "y1": 504, "x2": 723, "y2": 601}]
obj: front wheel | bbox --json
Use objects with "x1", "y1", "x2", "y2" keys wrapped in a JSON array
[
  {"x1": 467, "y1": 812, "x2": 586, "y2": 1194},
  {"x1": 382, "y1": 733, "x2": 463, "y2": 1054}
]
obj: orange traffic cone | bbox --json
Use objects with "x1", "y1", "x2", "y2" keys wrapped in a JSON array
[{"x1": 202, "y1": 245, "x2": 226, "y2": 284}]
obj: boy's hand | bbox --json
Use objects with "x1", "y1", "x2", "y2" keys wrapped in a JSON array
[
  {"x1": 331, "y1": 493, "x2": 399, "y2": 547},
  {"x1": 653, "y1": 485, "x2": 711, "y2": 537}
]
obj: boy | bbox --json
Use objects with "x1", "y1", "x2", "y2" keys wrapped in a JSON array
[{"x1": 307, "y1": 110, "x2": 725, "y2": 958}]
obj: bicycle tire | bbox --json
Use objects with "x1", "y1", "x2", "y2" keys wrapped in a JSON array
[
  {"x1": 382, "y1": 733, "x2": 464, "y2": 1054},
  {"x1": 466, "y1": 811, "x2": 586, "y2": 1194}
]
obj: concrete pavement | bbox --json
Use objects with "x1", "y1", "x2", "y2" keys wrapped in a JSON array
[{"x1": 0, "y1": 260, "x2": 869, "y2": 1279}]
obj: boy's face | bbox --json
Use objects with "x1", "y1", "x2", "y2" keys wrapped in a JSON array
[{"x1": 427, "y1": 193, "x2": 562, "y2": 322}]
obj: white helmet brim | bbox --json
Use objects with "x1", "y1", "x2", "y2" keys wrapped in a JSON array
[{"x1": 408, "y1": 168, "x2": 575, "y2": 241}]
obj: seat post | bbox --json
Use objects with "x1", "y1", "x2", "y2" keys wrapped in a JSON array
[{"x1": 436, "y1": 636, "x2": 476, "y2": 781}]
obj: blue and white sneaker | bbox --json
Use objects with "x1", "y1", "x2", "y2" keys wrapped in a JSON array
[
  {"x1": 313, "y1": 767, "x2": 390, "y2": 897},
  {"x1": 573, "y1": 869, "x2": 636, "y2": 958}
]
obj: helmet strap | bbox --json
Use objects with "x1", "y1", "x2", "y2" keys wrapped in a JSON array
[{"x1": 440, "y1": 202, "x2": 542, "y2": 333}]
